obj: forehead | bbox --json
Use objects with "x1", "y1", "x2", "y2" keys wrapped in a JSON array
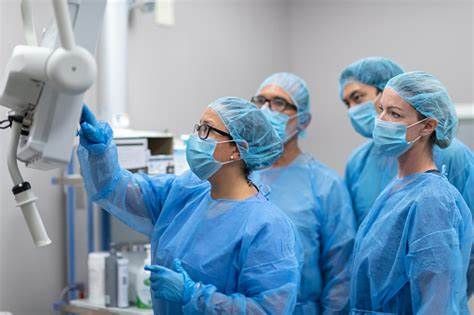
[
  {"x1": 342, "y1": 81, "x2": 377, "y2": 99},
  {"x1": 380, "y1": 88, "x2": 415, "y2": 112},
  {"x1": 259, "y1": 84, "x2": 293, "y2": 103},
  {"x1": 200, "y1": 107, "x2": 228, "y2": 131}
]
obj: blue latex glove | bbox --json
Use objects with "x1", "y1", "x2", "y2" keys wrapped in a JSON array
[
  {"x1": 78, "y1": 104, "x2": 113, "y2": 154},
  {"x1": 145, "y1": 259, "x2": 197, "y2": 304}
]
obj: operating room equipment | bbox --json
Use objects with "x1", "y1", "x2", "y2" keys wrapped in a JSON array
[{"x1": 0, "y1": 0, "x2": 105, "y2": 247}]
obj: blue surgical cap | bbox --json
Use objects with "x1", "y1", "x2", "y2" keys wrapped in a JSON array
[
  {"x1": 339, "y1": 57, "x2": 404, "y2": 99},
  {"x1": 257, "y1": 72, "x2": 310, "y2": 115},
  {"x1": 386, "y1": 71, "x2": 458, "y2": 148},
  {"x1": 209, "y1": 97, "x2": 283, "y2": 170}
]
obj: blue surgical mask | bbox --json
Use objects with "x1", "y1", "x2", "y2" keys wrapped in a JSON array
[
  {"x1": 373, "y1": 118, "x2": 428, "y2": 157},
  {"x1": 261, "y1": 107, "x2": 289, "y2": 141},
  {"x1": 348, "y1": 101, "x2": 376, "y2": 138},
  {"x1": 261, "y1": 107, "x2": 302, "y2": 143},
  {"x1": 185, "y1": 135, "x2": 237, "y2": 180}
]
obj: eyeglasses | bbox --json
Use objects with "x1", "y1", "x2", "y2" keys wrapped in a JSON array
[
  {"x1": 194, "y1": 123, "x2": 232, "y2": 140},
  {"x1": 250, "y1": 95, "x2": 297, "y2": 112}
]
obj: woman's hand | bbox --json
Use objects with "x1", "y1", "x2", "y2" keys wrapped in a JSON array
[
  {"x1": 145, "y1": 258, "x2": 197, "y2": 304},
  {"x1": 78, "y1": 104, "x2": 113, "y2": 154}
]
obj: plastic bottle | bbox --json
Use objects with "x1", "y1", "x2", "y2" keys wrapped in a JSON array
[
  {"x1": 126, "y1": 243, "x2": 146, "y2": 303},
  {"x1": 117, "y1": 257, "x2": 129, "y2": 308},
  {"x1": 135, "y1": 244, "x2": 152, "y2": 309},
  {"x1": 105, "y1": 247, "x2": 119, "y2": 307},
  {"x1": 104, "y1": 244, "x2": 130, "y2": 308},
  {"x1": 88, "y1": 252, "x2": 110, "y2": 306}
]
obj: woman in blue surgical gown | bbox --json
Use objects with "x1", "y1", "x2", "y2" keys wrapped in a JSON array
[
  {"x1": 77, "y1": 97, "x2": 302, "y2": 314},
  {"x1": 350, "y1": 71, "x2": 472, "y2": 314}
]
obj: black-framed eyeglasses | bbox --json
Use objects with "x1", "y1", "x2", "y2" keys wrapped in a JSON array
[
  {"x1": 194, "y1": 123, "x2": 232, "y2": 140},
  {"x1": 250, "y1": 95, "x2": 297, "y2": 112}
]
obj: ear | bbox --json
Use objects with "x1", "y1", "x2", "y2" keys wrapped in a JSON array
[
  {"x1": 231, "y1": 145, "x2": 241, "y2": 160},
  {"x1": 300, "y1": 113, "x2": 312, "y2": 130},
  {"x1": 420, "y1": 118, "x2": 437, "y2": 137}
]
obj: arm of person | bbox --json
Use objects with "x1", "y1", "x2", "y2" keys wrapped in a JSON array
[
  {"x1": 319, "y1": 177, "x2": 357, "y2": 314},
  {"x1": 77, "y1": 106, "x2": 176, "y2": 236}
]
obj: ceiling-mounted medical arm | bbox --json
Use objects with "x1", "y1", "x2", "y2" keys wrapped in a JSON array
[
  {"x1": 48, "y1": 0, "x2": 97, "y2": 94},
  {"x1": 52, "y1": 0, "x2": 75, "y2": 50},
  {"x1": 1, "y1": 0, "x2": 101, "y2": 247},
  {"x1": 8, "y1": 118, "x2": 51, "y2": 247},
  {"x1": 20, "y1": 0, "x2": 38, "y2": 46}
]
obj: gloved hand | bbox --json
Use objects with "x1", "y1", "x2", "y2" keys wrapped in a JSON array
[
  {"x1": 78, "y1": 104, "x2": 113, "y2": 154},
  {"x1": 145, "y1": 258, "x2": 197, "y2": 304}
]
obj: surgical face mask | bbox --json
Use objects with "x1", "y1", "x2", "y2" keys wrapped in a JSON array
[
  {"x1": 373, "y1": 117, "x2": 428, "y2": 157},
  {"x1": 261, "y1": 107, "x2": 302, "y2": 143},
  {"x1": 186, "y1": 134, "x2": 238, "y2": 180},
  {"x1": 348, "y1": 101, "x2": 377, "y2": 138}
]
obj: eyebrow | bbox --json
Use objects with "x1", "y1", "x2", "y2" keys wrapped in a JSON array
[
  {"x1": 349, "y1": 90, "x2": 361, "y2": 99},
  {"x1": 260, "y1": 91, "x2": 293, "y2": 104},
  {"x1": 383, "y1": 104, "x2": 403, "y2": 111},
  {"x1": 201, "y1": 119, "x2": 220, "y2": 130}
]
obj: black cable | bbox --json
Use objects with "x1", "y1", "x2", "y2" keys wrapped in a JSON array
[
  {"x1": 0, "y1": 118, "x2": 11, "y2": 129},
  {"x1": 0, "y1": 114, "x2": 24, "y2": 129}
]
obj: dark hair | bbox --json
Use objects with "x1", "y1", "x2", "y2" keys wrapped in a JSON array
[{"x1": 244, "y1": 165, "x2": 251, "y2": 181}]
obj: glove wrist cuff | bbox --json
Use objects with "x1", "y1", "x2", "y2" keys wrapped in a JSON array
[{"x1": 183, "y1": 282, "x2": 200, "y2": 304}]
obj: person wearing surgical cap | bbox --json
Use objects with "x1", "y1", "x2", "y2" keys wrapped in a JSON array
[
  {"x1": 350, "y1": 71, "x2": 472, "y2": 314},
  {"x1": 340, "y1": 57, "x2": 474, "y2": 297},
  {"x1": 77, "y1": 97, "x2": 303, "y2": 314},
  {"x1": 250, "y1": 72, "x2": 356, "y2": 314},
  {"x1": 340, "y1": 57, "x2": 473, "y2": 226}
]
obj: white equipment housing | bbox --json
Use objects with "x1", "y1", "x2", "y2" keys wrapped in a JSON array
[
  {"x1": 0, "y1": 0, "x2": 105, "y2": 169},
  {"x1": 0, "y1": 0, "x2": 105, "y2": 247}
]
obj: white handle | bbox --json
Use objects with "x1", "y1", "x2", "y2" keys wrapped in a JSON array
[{"x1": 15, "y1": 189, "x2": 52, "y2": 247}]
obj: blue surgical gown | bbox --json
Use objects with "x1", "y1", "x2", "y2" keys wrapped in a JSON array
[
  {"x1": 252, "y1": 153, "x2": 356, "y2": 314},
  {"x1": 350, "y1": 172, "x2": 472, "y2": 314},
  {"x1": 345, "y1": 138, "x2": 473, "y2": 225},
  {"x1": 78, "y1": 142, "x2": 302, "y2": 315}
]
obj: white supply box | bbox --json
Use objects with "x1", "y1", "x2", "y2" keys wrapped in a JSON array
[
  {"x1": 115, "y1": 138, "x2": 148, "y2": 170},
  {"x1": 113, "y1": 128, "x2": 174, "y2": 173}
]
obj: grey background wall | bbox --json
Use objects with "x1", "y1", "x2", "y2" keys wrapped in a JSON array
[
  {"x1": 126, "y1": 0, "x2": 290, "y2": 138},
  {"x1": 289, "y1": 0, "x2": 473, "y2": 173},
  {"x1": 0, "y1": 0, "x2": 472, "y2": 314}
]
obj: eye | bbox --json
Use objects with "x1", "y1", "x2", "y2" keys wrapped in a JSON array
[
  {"x1": 257, "y1": 96, "x2": 268, "y2": 106},
  {"x1": 390, "y1": 111, "x2": 401, "y2": 119},
  {"x1": 352, "y1": 93, "x2": 365, "y2": 104},
  {"x1": 270, "y1": 98, "x2": 287, "y2": 111},
  {"x1": 272, "y1": 98, "x2": 286, "y2": 106}
]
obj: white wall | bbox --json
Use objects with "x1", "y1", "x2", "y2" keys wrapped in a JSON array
[
  {"x1": 289, "y1": 0, "x2": 473, "y2": 173},
  {"x1": 127, "y1": 0, "x2": 290, "y2": 136}
]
